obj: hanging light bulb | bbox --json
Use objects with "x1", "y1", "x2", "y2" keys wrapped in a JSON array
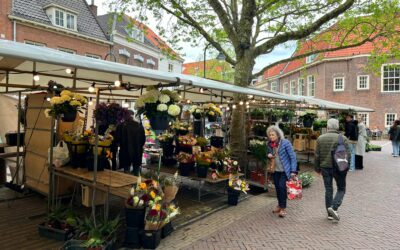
[
  {"x1": 227, "y1": 99, "x2": 231, "y2": 103},
  {"x1": 46, "y1": 97, "x2": 51, "y2": 102},
  {"x1": 246, "y1": 101, "x2": 249, "y2": 105},
  {"x1": 252, "y1": 99, "x2": 256, "y2": 103},
  {"x1": 33, "y1": 74, "x2": 40, "y2": 82},
  {"x1": 232, "y1": 104, "x2": 237, "y2": 109},
  {"x1": 239, "y1": 101, "x2": 244, "y2": 105},
  {"x1": 262, "y1": 97, "x2": 265, "y2": 101},
  {"x1": 114, "y1": 80, "x2": 121, "y2": 87},
  {"x1": 226, "y1": 106, "x2": 230, "y2": 111},
  {"x1": 88, "y1": 83, "x2": 95, "y2": 93},
  {"x1": 65, "y1": 68, "x2": 72, "y2": 74},
  {"x1": 248, "y1": 95, "x2": 253, "y2": 99},
  {"x1": 123, "y1": 102, "x2": 130, "y2": 108},
  {"x1": 88, "y1": 99, "x2": 93, "y2": 106},
  {"x1": 219, "y1": 105, "x2": 223, "y2": 109},
  {"x1": 186, "y1": 99, "x2": 191, "y2": 104}
]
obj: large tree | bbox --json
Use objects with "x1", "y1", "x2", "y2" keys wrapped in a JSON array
[{"x1": 111, "y1": 0, "x2": 400, "y2": 156}]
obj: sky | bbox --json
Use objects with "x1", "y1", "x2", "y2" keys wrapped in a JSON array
[{"x1": 91, "y1": 0, "x2": 296, "y2": 74}]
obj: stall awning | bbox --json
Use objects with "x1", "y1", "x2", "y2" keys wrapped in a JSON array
[{"x1": 0, "y1": 40, "x2": 298, "y2": 102}]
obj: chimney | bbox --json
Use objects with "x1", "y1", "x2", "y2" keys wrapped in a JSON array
[{"x1": 89, "y1": 0, "x2": 97, "y2": 16}]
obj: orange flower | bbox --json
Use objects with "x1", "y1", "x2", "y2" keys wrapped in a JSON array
[
  {"x1": 154, "y1": 203, "x2": 161, "y2": 211},
  {"x1": 106, "y1": 150, "x2": 113, "y2": 159},
  {"x1": 149, "y1": 191, "x2": 156, "y2": 199},
  {"x1": 140, "y1": 182, "x2": 147, "y2": 190}
]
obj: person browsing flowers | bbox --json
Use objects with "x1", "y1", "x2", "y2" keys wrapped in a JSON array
[{"x1": 267, "y1": 125, "x2": 297, "y2": 218}]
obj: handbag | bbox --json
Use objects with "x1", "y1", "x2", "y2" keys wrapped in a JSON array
[
  {"x1": 48, "y1": 141, "x2": 70, "y2": 167},
  {"x1": 286, "y1": 176, "x2": 302, "y2": 200},
  {"x1": 266, "y1": 147, "x2": 278, "y2": 173}
]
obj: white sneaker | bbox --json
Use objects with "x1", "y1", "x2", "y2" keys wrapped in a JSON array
[
  {"x1": 327, "y1": 207, "x2": 340, "y2": 221},
  {"x1": 327, "y1": 215, "x2": 333, "y2": 220}
]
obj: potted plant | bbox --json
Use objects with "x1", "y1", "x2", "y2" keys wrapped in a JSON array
[
  {"x1": 87, "y1": 131, "x2": 114, "y2": 171},
  {"x1": 177, "y1": 152, "x2": 195, "y2": 176},
  {"x1": 203, "y1": 103, "x2": 223, "y2": 122},
  {"x1": 63, "y1": 130, "x2": 92, "y2": 168},
  {"x1": 135, "y1": 87, "x2": 181, "y2": 130},
  {"x1": 79, "y1": 216, "x2": 120, "y2": 250},
  {"x1": 189, "y1": 105, "x2": 204, "y2": 120},
  {"x1": 195, "y1": 152, "x2": 212, "y2": 178},
  {"x1": 171, "y1": 121, "x2": 192, "y2": 136},
  {"x1": 38, "y1": 206, "x2": 77, "y2": 241},
  {"x1": 195, "y1": 136, "x2": 208, "y2": 151},
  {"x1": 281, "y1": 110, "x2": 295, "y2": 122},
  {"x1": 265, "y1": 109, "x2": 281, "y2": 122},
  {"x1": 227, "y1": 176, "x2": 250, "y2": 206},
  {"x1": 177, "y1": 135, "x2": 197, "y2": 153},
  {"x1": 249, "y1": 139, "x2": 268, "y2": 165},
  {"x1": 252, "y1": 123, "x2": 268, "y2": 137},
  {"x1": 250, "y1": 108, "x2": 264, "y2": 120},
  {"x1": 300, "y1": 111, "x2": 317, "y2": 128},
  {"x1": 312, "y1": 120, "x2": 327, "y2": 131},
  {"x1": 45, "y1": 90, "x2": 87, "y2": 122},
  {"x1": 157, "y1": 132, "x2": 175, "y2": 158},
  {"x1": 93, "y1": 102, "x2": 131, "y2": 135}
]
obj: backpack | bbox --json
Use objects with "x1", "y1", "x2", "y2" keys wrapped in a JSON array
[{"x1": 331, "y1": 134, "x2": 349, "y2": 172}]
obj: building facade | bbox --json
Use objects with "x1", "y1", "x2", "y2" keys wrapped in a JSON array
[{"x1": 256, "y1": 42, "x2": 400, "y2": 131}]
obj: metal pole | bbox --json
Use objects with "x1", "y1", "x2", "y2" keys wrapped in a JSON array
[
  {"x1": 16, "y1": 92, "x2": 21, "y2": 184},
  {"x1": 91, "y1": 88, "x2": 100, "y2": 224},
  {"x1": 48, "y1": 116, "x2": 55, "y2": 212}
]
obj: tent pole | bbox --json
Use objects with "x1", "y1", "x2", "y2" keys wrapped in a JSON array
[
  {"x1": 16, "y1": 91, "x2": 21, "y2": 185},
  {"x1": 48, "y1": 116, "x2": 55, "y2": 212},
  {"x1": 91, "y1": 88, "x2": 100, "y2": 226}
]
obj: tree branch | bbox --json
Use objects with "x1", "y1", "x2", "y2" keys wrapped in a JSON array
[
  {"x1": 254, "y1": 0, "x2": 356, "y2": 57},
  {"x1": 252, "y1": 32, "x2": 384, "y2": 78}
]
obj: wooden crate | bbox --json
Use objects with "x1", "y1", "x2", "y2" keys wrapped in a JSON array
[
  {"x1": 308, "y1": 139, "x2": 317, "y2": 151},
  {"x1": 293, "y1": 139, "x2": 306, "y2": 151}
]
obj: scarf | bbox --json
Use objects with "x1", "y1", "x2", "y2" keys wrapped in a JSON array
[{"x1": 268, "y1": 140, "x2": 280, "y2": 149}]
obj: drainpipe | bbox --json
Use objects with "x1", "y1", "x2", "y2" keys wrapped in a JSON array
[{"x1": 13, "y1": 20, "x2": 16, "y2": 41}]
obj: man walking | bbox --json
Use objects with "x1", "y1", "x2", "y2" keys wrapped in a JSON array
[
  {"x1": 344, "y1": 115, "x2": 358, "y2": 171},
  {"x1": 315, "y1": 119, "x2": 350, "y2": 221}
]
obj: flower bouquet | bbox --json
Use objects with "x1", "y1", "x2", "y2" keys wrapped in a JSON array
[
  {"x1": 218, "y1": 158, "x2": 240, "y2": 178},
  {"x1": 195, "y1": 152, "x2": 212, "y2": 178},
  {"x1": 227, "y1": 175, "x2": 250, "y2": 205},
  {"x1": 177, "y1": 152, "x2": 194, "y2": 176},
  {"x1": 178, "y1": 135, "x2": 197, "y2": 153},
  {"x1": 45, "y1": 90, "x2": 87, "y2": 122},
  {"x1": 203, "y1": 103, "x2": 223, "y2": 122},
  {"x1": 162, "y1": 172, "x2": 179, "y2": 203},
  {"x1": 189, "y1": 105, "x2": 204, "y2": 120},
  {"x1": 135, "y1": 87, "x2": 181, "y2": 130},
  {"x1": 171, "y1": 120, "x2": 192, "y2": 136}
]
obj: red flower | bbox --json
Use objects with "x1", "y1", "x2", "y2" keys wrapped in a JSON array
[
  {"x1": 127, "y1": 197, "x2": 133, "y2": 206},
  {"x1": 159, "y1": 211, "x2": 167, "y2": 219},
  {"x1": 142, "y1": 194, "x2": 149, "y2": 202},
  {"x1": 149, "y1": 209, "x2": 158, "y2": 217}
]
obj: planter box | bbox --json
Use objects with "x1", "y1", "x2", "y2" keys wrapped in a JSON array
[
  {"x1": 61, "y1": 238, "x2": 115, "y2": 250},
  {"x1": 38, "y1": 223, "x2": 74, "y2": 241},
  {"x1": 141, "y1": 230, "x2": 161, "y2": 249},
  {"x1": 308, "y1": 139, "x2": 317, "y2": 151},
  {"x1": 293, "y1": 139, "x2": 306, "y2": 151},
  {"x1": 124, "y1": 227, "x2": 141, "y2": 248}
]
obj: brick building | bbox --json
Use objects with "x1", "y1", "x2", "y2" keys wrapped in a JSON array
[
  {"x1": 0, "y1": 0, "x2": 110, "y2": 60},
  {"x1": 256, "y1": 40, "x2": 400, "y2": 131}
]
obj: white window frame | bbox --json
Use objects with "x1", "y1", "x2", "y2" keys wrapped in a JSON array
[
  {"x1": 52, "y1": 8, "x2": 77, "y2": 31},
  {"x1": 127, "y1": 27, "x2": 145, "y2": 43},
  {"x1": 381, "y1": 64, "x2": 400, "y2": 92},
  {"x1": 283, "y1": 82, "x2": 289, "y2": 94},
  {"x1": 66, "y1": 13, "x2": 76, "y2": 30},
  {"x1": 290, "y1": 80, "x2": 296, "y2": 95},
  {"x1": 306, "y1": 54, "x2": 316, "y2": 64},
  {"x1": 86, "y1": 54, "x2": 101, "y2": 59},
  {"x1": 358, "y1": 112, "x2": 369, "y2": 128},
  {"x1": 298, "y1": 78, "x2": 305, "y2": 96},
  {"x1": 24, "y1": 40, "x2": 46, "y2": 47},
  {"x1": 168, "y1": 63, "x2": 174, "y2": 72},
  {"x1": 58, "y1": 47, "x2": 76, "y2": 54},
  {"x1": 357, "y1": 75, "x2": 370, "y2": 90},
  {"x1": 307, "y1": 75, "x2": 315, "y2": 97},
  {"x1": 270, "y1": 81, "x2": 278, "y2": 92},
  {"x1": 385, "y1": 113, "x2": 397, "y2": 127},
  {"x1": 333, "y1": 77, "x2": 345, "y2": 91}
]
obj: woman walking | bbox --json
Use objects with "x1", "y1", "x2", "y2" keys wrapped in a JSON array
[
  {"x1": 355, "y1": 115, "x2": 367, "y2": 169},
  {"x1": 267, "y1": 125, "x2": 297, "y2": 218},
  {"x1": 388, "y1": 120, "x2": 400, "y2": 157}
]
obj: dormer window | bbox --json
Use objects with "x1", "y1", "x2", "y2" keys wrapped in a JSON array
[
  {"x1": 45, "y1": 5, "x2": 78, "y2": 31},
  {"x1": 126, "y1": 27, "x2": 144, "y2": 43},
  {"x1": 306, "y1": 54, "x2": 316, "y2": 64}
]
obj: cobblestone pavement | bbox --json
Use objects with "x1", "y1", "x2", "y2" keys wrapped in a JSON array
[{"x1": 161, "y1": 142, "x2": 400, "y2": 250}]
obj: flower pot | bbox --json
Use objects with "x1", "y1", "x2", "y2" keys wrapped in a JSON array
[
  {"x1": 86, "y1": 155, "x2": 107, "y2": 171},
  {"x1": 210, "y1": 136, "x2": 224, "y2": 148},
  {"x1": 38, "y1": 223, "x2": 74, "y2": 241},
  {"x1": 125, "y1": 207, "x2": 146, "y2": 228},
  {"x1": 179, "y1": 162, "x2": 193, "y2": 176},
  {"x1": 161, "y1": 141, "x2": 174, "y2": 157},
  {"x1": 303, "y1": 118, "x2": 314, "y2": 128},
  {"x1": 61, "y1": 110, "x2": 77, "y2": 122},
  {"x1": 141, "y1": 230, "x2": 161, "y2": 249},
  {"x1": 193, "y1": 113, "x2": 202, "y2": 120},
  {"x1": 149, "y1": 116, "x2": 169, "y2": 131},
  {"x1": 124, "y1": 227, "x2": 141, "y2": 249},
  {"x1": 227, "y1": 188, "x2": 241, "y2": 206},
  {"x1": 193, "y1": 120, "x2": 203, "y2": 136},
  {"x1": 67, "y1": 143, "x2": 88, "y2": 168},
  {"x1": 207, "y1": 115, "x2": 217, "y2": 122},
  {"x1": 282, "y1": 115, "x2": 290, "y2": 122},
  {"x1": 161, "y1": 221, "x2": 174, "y2": 238},
  {"x1": 196, "y1": 164, "x2": 209, "y2": 178},
  {"x1": 270, "y1": 115, "x2": 277, "y2": 122}
]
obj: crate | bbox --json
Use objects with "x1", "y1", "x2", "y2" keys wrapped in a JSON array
[
  {"x1": 308, "y1": 139, "x2": 317, "y2": 151},
  {"x1": 293, "y1": 139, "x2": 306, "y2": 151},
  {"x1": 38, "y1": 223, "x2": 74, "y2": 241},
  {"x1": 295, "y1": 134, "x2": 308, "y2": 140},
  {"x1": 81, "y1": 185, "x2": 106, "y2": 207}
]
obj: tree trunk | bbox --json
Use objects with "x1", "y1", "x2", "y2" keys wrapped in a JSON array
[{"x1": 229, "y1": 52, "x2": 255, "y2": 159}]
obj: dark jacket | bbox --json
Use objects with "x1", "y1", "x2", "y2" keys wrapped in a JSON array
[
  {"x1": 315, "y1": 130, "x2": 350, "y2": 171},
  {"x1": 115, "y1": 119, "x2": 146, "y2": 168},
  {"x1": 267, "y1": 139, "x2": 297, "y2": 179},
  {"x1": 345, "y1": 120, "x2": 358, "y2": 141},
  {"x1": 388, "y1": 126, "x2": 400, "y2": 141}
]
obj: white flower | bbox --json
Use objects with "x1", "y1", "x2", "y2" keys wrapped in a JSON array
[
  {"x1": 159, "y1": 94, "x2": 171, "y2": 103},
  {"x1": 44, "y1": 109, "x2": 51, "y2": 118},
  {"x1": 138, "y1": 200, "x2": 144, "y2": 207},
  {"x1": 223, "y1": 161, "x2": 228, "y2": 165},
  {"x1": 233, "y1": 161, "x2": 238, "y2": 166},
  {"x1": 168, "y1": 104, "x2": 181, "y2": 116},
  {"x1": 144, "y1": 89, "x2": 160, "y2": 103},
  {"x1": 157, "y1": 104, "x2": 168, "y2": 112},
  {"x1": 195, "y1": 109, "x2": 202, "y2": 113},
  {"x1": 70, "y1": 100, "x2": 81, "y2": 106},
  {"x1": 130, "y1": 187, "x2": 135, "y2": 196}
]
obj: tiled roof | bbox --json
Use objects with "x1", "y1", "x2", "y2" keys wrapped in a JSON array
[
  {"x1": 263, "y1": 63, "x2": 285, "y2": 79},
  {"x1": 11, "y1": 0, "x2": 107, "y2": 41},
  {"x1": 182, "y1": 59, "x2": 228, "y2": 75}
]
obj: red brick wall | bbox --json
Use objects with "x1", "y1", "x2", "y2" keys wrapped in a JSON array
[
  {"x1": 15, "y1": 24, "x2": 109, "y2": 57},
  {"x1": 0, "y1": 0, "x2": 12, "y2": 40},
  {"x1": 112, "y1": 43, "x2": 159, "y2": 69}
]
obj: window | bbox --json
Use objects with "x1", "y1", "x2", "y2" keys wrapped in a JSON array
[
  {"x1": 55, "y1": 9, "x2": 64, "y2": 27},
  {"x1": 127, "y1": 27, "x2": 144, "y2": 43},
  {"x1": 358, "y1": 113, "x2": 369, "y2": 128},
  {"x1": 24, "y1": 40, "x2": 46, "y2": 47},
  {"x1": 306, "y1": 54, "x2": 316, "y2": 63},
  {"x1": 307, "y1": 75, "x2": 315, "y2": 96},
  {"x1": 333, "y1": 77, "x2": 345, "y2": 91},
  {"x1": 118, "y1": 55, "x2": 128, "y2": 64},
  {"x1": 50, "y1": 8, "x2": 77, "y2": 31},
  {"x1": 271, "y1": 81, "x2": 278, "y2": 91},
  {"x1": 168, "y1": 63, "x2": 174, "y2": 72},
  {"x1": 357, "y1": 75, "x2": 369, "y2": 90},
  {"x1": 298, "y1": 78, "x2": 305, "y2": 96},
  {"x1": 58, "y1": 48, "x2": 76, "y2": 54},
  {"x1": 66, "y1": 13, "x2": 75, "y2": 30},
  {"x1": 86, "y1": 54, "x2": 101, "y2": 59},
  {"x1": 290, "y1": 80, "x2": 297, "y2": 95},
  {"x1": 382, "y1": 64, "x2": 400, "y2": 92},
  {"x1": 385, "y1": 113, "x2": 397, "y2": 127},
  {"x1": 283, "y1": 82, "x2": 289, "y2": 94}
]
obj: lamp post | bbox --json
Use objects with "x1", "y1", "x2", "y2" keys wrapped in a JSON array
[{"x1": 203, "y1": 43, "x2": 226, "y2": 79}]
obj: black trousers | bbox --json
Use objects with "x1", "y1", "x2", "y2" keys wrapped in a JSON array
[{"x1": 355, "y1": 155, "x2": 363, "y2": 169}]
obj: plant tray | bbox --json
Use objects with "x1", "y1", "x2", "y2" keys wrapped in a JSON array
[
  {"x1": 61, "y1": 238, "x2": 115, "y2": 250},
  {"x1": 38, "y1": 223, "x2": 74, "y2": 241}
]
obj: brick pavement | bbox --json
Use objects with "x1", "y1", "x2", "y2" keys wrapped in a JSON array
[{"x1": 161, "y1": 142, "x2": 400, "y2": 250}]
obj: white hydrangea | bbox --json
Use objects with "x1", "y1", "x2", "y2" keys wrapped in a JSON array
[
  {"x1": 159, "y1": 94, "x2": 171, "y2": 104},
  {"x1": 157, "y1": 104, "x2": 168, "y2": 112},
  {"x1": 135, "y1": 98, "x2": 145, "y2": 109},
  {"x1": 168, "y1": 104, "x2": 181, "y2": 117}
]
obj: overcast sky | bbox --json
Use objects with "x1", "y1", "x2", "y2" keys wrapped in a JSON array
[{"x1": 90, "y1": 0, "x2": 295, "y2": 73}]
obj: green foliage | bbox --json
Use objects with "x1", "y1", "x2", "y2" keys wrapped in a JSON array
[
  {"x1": 196, "y1": 136, "x2": 208, "y2": 147},
  {"x1": 313, "y1": 120, "x2": 328, "y2": 131},
  {"x1": 250, "y1": 108, "x2": 264, "y2": 120},
  {"x1": 80, "y1": 216, "x2": 120, "y2": 248},
  {"x1": 298, "y1": 172, "x2": 315, "y2": 188},
  {"x1": 249, "y1": 140, "x2": 268, "y2": 164}
]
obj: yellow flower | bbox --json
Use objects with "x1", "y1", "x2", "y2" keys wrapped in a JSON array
[
  {"x1": 60, "y1": 95, "x2": 71, "y2": 102},
  {"x1": 154, "y1": 203, "x2": 161, "y2": 211},
  {"x1": 140, "y1": 182, "x2": 147, "y2": 190},
  {"x1": 228, "y1": 180, "x2": 233, "y2": 187},
  {"x1": 209, "y1": 111, "x2": 215, "y2": 116},
  {"x1": 44, "y1": 109, "x2": 51, "y2": 118},
  {"x1": 60, "y1": 90, "x2": 73, "y2": 97},
  {"x1": 150, "y1": 191, "x2": 156, "y2": 199},
  {"x1": 50, "y1": 96, "x2": 63, "y2": 105},
  {"x1": 70, "y1": 100, "x2": 81, "y2": 106}
]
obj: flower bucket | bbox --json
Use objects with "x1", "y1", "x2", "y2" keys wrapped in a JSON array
[
  {"x1": 141, "y1": 229, "x2": 161, "y2": 249},
  {"x1": 163, "y1": 185, "x2": 179, "y2": 203},
  {"x1": 193, "y1": 120, "x2": 203, "y2": 136},
  {"x1": 144, "y1": 221, "x2": 160, "y2": 231},
  {"x1": 227, "y1": 188, "x2": 241, "y2": 206},
  {"x1": 67, "y1": 143, "x2": 88, "y2": 168},
  {"x1": 149, "y1": 116, "x2": 169, "y2": 131},
  {"x1": 161, "y1": 141, "x2": 175, "y2": 157},
  {"x1": 210, "y1": 136, "x2": 224, "y2": 148},
  {"x1": 179, "y1": 162, "x2": 193, "y2": 176},
  {"x1": 125, "y1": 206, "x2": 146, "y2": 228},
  {"x1": 86, "y1": 155, "x2": 107, "y2": 171},
  {"x1": 196, "y1": 164, "x2": 209, "y2": 178},
  {"x1": 61, "y1": 110, "x2": 77, "y2": 122},
  {"x1": 124, "y1": 227, "x2": 141, "y2": 249},
  {"x1": 161, "y1": 221, "x2": 174, "y2": 238},
  {"x1": 207, "y1": 115, "x2": 217, "y2": 122}
]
